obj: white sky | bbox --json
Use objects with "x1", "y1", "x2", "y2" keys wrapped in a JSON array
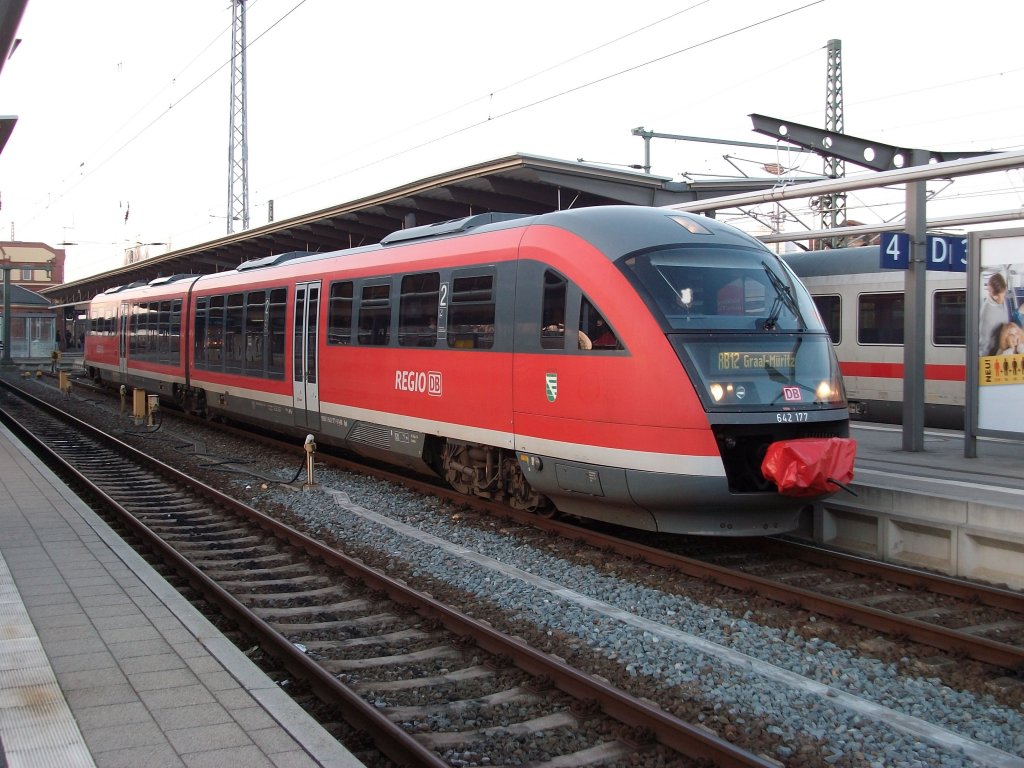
[{"x1": 2, "y1": 0, "x2": 1023, "y2": 281}]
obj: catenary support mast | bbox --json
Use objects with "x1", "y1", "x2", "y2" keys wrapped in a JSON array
[
  {"x1": 820, "y1": 39, "x2": 847, "y2": 247},
  {"x1": 226, "y1": 0, "x2": 249, "y2": 234}
]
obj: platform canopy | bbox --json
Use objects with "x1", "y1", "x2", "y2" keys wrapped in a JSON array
[
  {"x1": 41, "y1": 153, "x2": 806, "y2": 306},
  {"x1": 0, "y1": 0, "x2": 27, "y2": 158}
]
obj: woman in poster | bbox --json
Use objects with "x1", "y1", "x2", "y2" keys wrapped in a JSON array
[
  {"x1": 997, "y1": 322, "x2": 1024, "y2": 355},
  {"x1": 979, "y1": 272, "x2": 1011, "y2": 356}
]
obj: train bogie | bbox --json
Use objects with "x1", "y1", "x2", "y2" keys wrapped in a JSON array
[{"x1": 85, "y1": 206, "x2": 855, "y2": 535}]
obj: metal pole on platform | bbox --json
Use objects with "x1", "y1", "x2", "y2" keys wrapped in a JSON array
[
  {"x1": 1, "y1": 267, "x2": 13, "y2": 367},
  {"x1": 901, "y1": 149, "x2": 929, "y2": 451}
]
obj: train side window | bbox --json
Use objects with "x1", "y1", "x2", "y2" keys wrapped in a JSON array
[
  {"x1": 142, "y1": 301, "x2": 160, "y2": 360},
  {"x1": 327, "y1": 281, "x2": 353, "y2": 345},
  {"x1": 933, "y1": 290, "x2": 966, "y2": 346},
  {"x1": 128, "y1": 303, "x2": 142, "y2": 356},
  {"x1": 541, "y1": 270, "x2": 567, "y2": 349},
  {"x1": 812, "y1": 294, "x2": 841, "y2": 344},
  {"x1": 447, "y1": 271, "x2": 495, "y2": 350},
  {"x1": 358, "y1": 282, "x2": 392, "y2": 346},
  {"x1": 157, "y1": 301, "x2": 172, "y2": 357},
  {"x1": 169, "y1": 299, "x2": 182, "y2": 360},
  {"x1": 194, "y1": 297, "x2": 208, "y2": 368},
  {"x1": 150, "y1": 303, "x2": 162, "y2": 356},
  {"x1": 206, "y1": 295, "x2": 226, "y2": 366},
  {"x1": 244, "y1": 291, "x2": 266, "y2": 375},
  {"x1": 225, "y1": 293, "x2": 245, "y2": 373},
  {"x1": 399, "y1": 272, "x2": 440, "y2": 347},
  {"x1": 267, "y1": 288, "x2": 287, "y2": 377},
  {"x1": 858, "y1": 292, "x2": 903, "y2": 345},
  {"x1": 137, "y1": 302, "x2": 156, "y2": 358},
  {"x1": 580, "y1": 297, "x2": 621, "y2": 350}
]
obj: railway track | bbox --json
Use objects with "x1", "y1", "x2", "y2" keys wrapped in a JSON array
[
  {"x1": 10, "y1": 372, "x2": 1024, "y2": 764},
  {"x1": 0, "y1": 378, "x2": 771, "y2": 768},
  {"x1": 677, "y1": 537, "x2": 1024, "y2": 665},
  {"x1": 321, "y1": 440, "x2": 1024, "y2": 673},
  {"x1": 544, "y1": 524, "x2": 1024, "y2": 672},
  {"x1": 134, "y1": 395, "x2": 1024, "y2": 672}
]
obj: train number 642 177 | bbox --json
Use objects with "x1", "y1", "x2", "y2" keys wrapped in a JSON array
[{"x1": 777, "y1": 412, "x2": 809, "y2": 423}]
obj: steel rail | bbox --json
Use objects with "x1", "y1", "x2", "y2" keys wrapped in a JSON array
[
  {"x1": 71, "y1": 377, "x2": 1024, "y2": 670},
  {"x1": 0, "y1": 388, "x2": 448, "y2": 768},
  {"x1": 211, "y1": 414, "x2": 1024, "y2": 670},
  {"x1": 2, "y1": 380, "x2": 775, "y2": 768}
]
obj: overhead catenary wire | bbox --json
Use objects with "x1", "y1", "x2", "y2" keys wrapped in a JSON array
[
  {"x1": 18, "y1": 1, "x2": 1024, "y2": 260},
  {"x1": 269, "y1": 1, "x2": 829, "y2": 205},
  {"x1": 25, "y1": 0, "x2": 307, "y2": 223}
]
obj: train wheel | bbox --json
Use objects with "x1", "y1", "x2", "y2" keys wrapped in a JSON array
[
  {"x1": 192, "y1": 390, "x2": 210, "y2": 420},
  {"x1": 442, "y1": 443, "x2": 474, "y2": 495},
  {"x1": 502, "y1": 454, "x2": 552, "y2": 515}
]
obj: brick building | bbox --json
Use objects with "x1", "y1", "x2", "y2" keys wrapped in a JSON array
[{"x1": 0, "y1": 242, "x2": 64, "y2": 359}]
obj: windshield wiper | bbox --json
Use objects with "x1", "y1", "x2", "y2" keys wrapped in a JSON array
[{"x1": 762, "y1": 262, "x2": 803, "y2": 330}]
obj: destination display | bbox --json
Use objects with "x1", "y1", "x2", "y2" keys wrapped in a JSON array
[{"x1": 716, "y1": 351, "x2": 796, "y2": 372}]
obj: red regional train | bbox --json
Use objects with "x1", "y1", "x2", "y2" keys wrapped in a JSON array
[
  {"x1": 83, "y1": 205, "x2": 854, "y2": 535},
  {"x1": 783, "y1": 246, "x2": 971, "y2": 430}
]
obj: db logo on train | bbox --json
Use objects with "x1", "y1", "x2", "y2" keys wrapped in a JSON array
[
  {"x1": 395, "y1": 370, "x2": 443, "y2": 397},
  {"x1": 782, "y1": 386, "x2": 802, "y2": 402}
]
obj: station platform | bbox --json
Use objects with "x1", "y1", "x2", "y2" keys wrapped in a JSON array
[
  {"x1": 808, "y1": 423, "x2": 1024, "y2": 589},
  {"x1": 0, "y1": 423, "x2": 363, "y2": 768},
  {"x1": 851, "y1": 422, "x2": 1024, "y2": 492}
]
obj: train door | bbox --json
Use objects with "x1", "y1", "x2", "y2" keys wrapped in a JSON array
[
  {"x1": 119, "y1": 301, "x2": 129, "y2": 379},
  {"x1": 292, "y1": 282, "x2": 322, "y2": 430}
]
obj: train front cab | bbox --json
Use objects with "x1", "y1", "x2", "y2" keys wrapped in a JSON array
[{"x1": 509, "y1": 209, "x2": 853, "y2": 536}]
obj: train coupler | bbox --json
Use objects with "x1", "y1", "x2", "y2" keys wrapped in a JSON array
[{"x1": 761, "y1": 437, "x2": 857, "y2": 497}]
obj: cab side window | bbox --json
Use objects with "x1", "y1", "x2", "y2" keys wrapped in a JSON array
[
  {"x1": 541, "y1": 270, "x2": 567, "y2": 349},
  {"x1": 580, "y1": 298, "x2": 621, "y2": 350}
]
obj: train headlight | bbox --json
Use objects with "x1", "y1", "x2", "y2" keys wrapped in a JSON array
[
  {"x1": 816, "y1": 378, "x2": 845, "y2": 403},
  {"x1": 710, "y1": 383, "x2": 725, "y2": 402}
]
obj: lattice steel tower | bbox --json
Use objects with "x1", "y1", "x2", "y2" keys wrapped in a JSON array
[
  {"x1": 226, "y1": 0, "x2": 249, "y2": 234},
  {"x1": 821, "y1": 38, "x2": 846, "y2": 246}
]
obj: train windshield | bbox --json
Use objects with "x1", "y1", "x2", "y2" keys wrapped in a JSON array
[
  {"x1": 623, "y1": 245, "x2": 845, "y2": 410},
  {"x1": 621, "y1": 245, "x2": 823, "y2": 332}
]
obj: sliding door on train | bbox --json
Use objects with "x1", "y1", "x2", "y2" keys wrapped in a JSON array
[{"x1": 292, "y1": 282, "x2": 322, "y2": 430}]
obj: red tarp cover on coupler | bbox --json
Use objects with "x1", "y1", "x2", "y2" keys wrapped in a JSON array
[{"x1": 761, "y1": 437, "x2": 857, "y2": 497}]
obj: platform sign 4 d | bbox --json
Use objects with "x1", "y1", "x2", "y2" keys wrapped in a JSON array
[
  {"x1": 880, "y1": 232, "x2": 910, "y2": 269},
  {"x1": 879, "y1": 232, "x2": 967, "y2": 272},
  {"x1": 926, "y1": 235, "x2": 967, "y2": 272}
]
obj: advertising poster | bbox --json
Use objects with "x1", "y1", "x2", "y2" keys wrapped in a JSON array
[{"x1": 977, "y1": 234, "x2": 1024, "y2": 433}]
